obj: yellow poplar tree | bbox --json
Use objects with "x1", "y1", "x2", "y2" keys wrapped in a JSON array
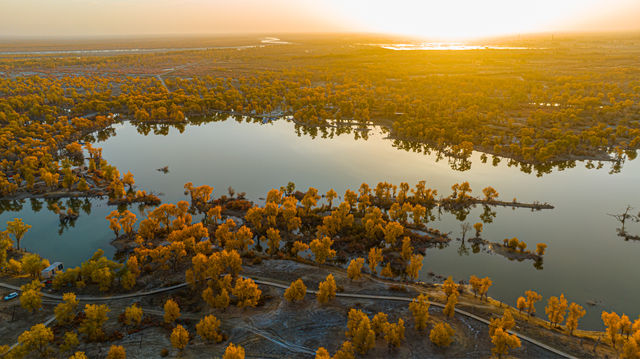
[
  {"x1": 406, "y1": 254, "x2": 423, "y2": 280},
  {"x1": 380, "y1": 262, "x2": 394, "y2": 278},
  {"x1": 60, "y1": 331, "x2": 79, "y2": 353},
  {"x1": 106, "y1": 345, "x2": 126, "y2": 359},
  {"x1": 266, "y1": 227, "x2": 280, "y2": 255},
  {"x1": 315, "y1": 347, "x2": 330, "y2": 359},
  {"x1": 536, "y1": 243, "x2": 547, "y2": 256},
  {"x1": 232, "y1": 277, "x2": 261, "y2": 308},
  {"x1": 490, "y1": 310, "x2": 515, "y2": 337},
  {"x1": 317, "y1": 274, "x2": 337, "y2": 304},
  {"x1": 21, "y1": 253, "x2": 48, "y2": 279},
  {"x1": 346, "y1": 309, "x2": 375, "y2": 355},
  {"x1": 443, "y1": 291, "x2": 458, "y2": 318},
  {"x1": 383, "y1": 318, "x2": 405, "y2": 349},
  {"x1": 545, "y1": 294, "x2": 568, "y2": 328},
  {"x1": 310, "y1": 236, "x2": 336, "y2": 264},
  {"x1": 347, "y1": 258, "x2": 364, "y2": 281},
  {"x1": 20, "y1": 280, "x2": 43, "y2": 313},
  {"x1": 7, "y1": 217, "x2": 31, "y2": 250},
  {"x1": 223, "y1": 343, "x2": 245, "y2": 359},
  {"x1": 517, "y1": 297, "x2": 527, "y2": 313},
  {"x1": 163, "y1": 299, "x2": 181, "y2": 324},
  {"x1": 54, "y1": 293, "x2": 78, "y2": 325},
  {"x1": 284, "y1": 278, "x2": 307, "y2": 302},
  {"x1": 409, "y1": 294, "x2": 430, "y2": 331},
  {"x1": 333, "y1": 341, "x2": 355, "y2": 359},
  {"x1": 367, "y1": 247, "x2": 382, "y2": 273},
  {"x1": 170, "y1": 325, "x2": 189, "y2": 351},
  {"x1": 565, "y1": 303, "x2": 586, "y2": 335},
  {"x1": 124, "y1": 304, "x2": 143, "y2": 327},
  {"x1": 383, "y1": 222, "x2": 404, "y2": 246},
  {"x1": 491, "y1": 327, "x2": 521, "y2": 359},
  {"x1": 196, "y1": 315, "x2": 224, "y2": 343},
  {"x1": 602, "y1": 311, "x2": 623, "y2": 350},
  {"x1": 442, "y1": 276, "x2": 458, "y2": 299},
  {"x1": 524, "y1": 290, "x2": 542, "y2": 317},
  {"x1": 371, "y1": 312, "x2": 389, "y2": 337},
  {"x1": 17, "y1": 323, "x2": 53, "y2": 357},
  {"x1": 401, "y1": 237, "x2": 413, "y2": 261},
  {"x1": 429, "y1": 322, "x2": 454, "y2": 347},
  {"x1": 69, "y1": 351, "x2": 88, "y2": 359},
  {"x1": 79, "y1": 304, "x2": 110, "y2": 341},
  {"x1": 106, "y1": 211, "x2": 122, "y2": 237}
]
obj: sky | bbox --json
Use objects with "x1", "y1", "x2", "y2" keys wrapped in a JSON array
[{"x1": 1, "y1": 0, "x2": 640, "y2": 40}]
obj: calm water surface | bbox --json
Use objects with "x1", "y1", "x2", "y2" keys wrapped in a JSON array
[{"x1": 2, "y1": 118, "x2": 639, "y2": 330}]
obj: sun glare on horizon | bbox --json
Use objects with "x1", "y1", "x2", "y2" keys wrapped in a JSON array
[
  {"x1": 327, "y1": 0, "x2": 640, "y2": 40},
  {"x1": 1, "y1": 0, "x2": 639, "y2": 38}
]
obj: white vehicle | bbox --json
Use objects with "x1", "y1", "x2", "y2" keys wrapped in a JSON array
[{"x1": 41, "y1": 262, "x2": 64, "y2": 279}]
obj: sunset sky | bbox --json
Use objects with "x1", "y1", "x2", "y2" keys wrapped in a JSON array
[{"x1": 2, "y1": 0, "x2": 640, "y2": 39}]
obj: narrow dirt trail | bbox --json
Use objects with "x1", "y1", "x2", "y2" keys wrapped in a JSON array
[{"x1": 1, "y1": 276, "x2": 578, "y2": 359}]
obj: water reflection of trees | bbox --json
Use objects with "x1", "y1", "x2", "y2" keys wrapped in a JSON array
[
  {"x1": 80, "y1": 114, "x2": 633, "y2": 176},
  {"x1": 609, "y1": 206, "x2": 640, "y2": 241},
  {"x1": 447, "y1": 208, "x2": 544, "y2": 270},
  {"x1": 0, "y1": 197, "x2": 96, "y2": 235}
]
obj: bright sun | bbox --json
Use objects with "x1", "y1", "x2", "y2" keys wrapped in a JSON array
[{"x1": 327, "y1": 0, "x2": 614, "y2": 40}]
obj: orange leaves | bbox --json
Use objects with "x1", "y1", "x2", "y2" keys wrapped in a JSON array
[
  {"x1": 383, "y1": 221, "x2": 404, "y2": 246},
  {"x1": 310, "y1": 236, "x2": 336, "y2": 264},
  {"x1": 469, "y1": 275, "x2": 492, "y2": 300},
  {"x1": 163, "y1": 299, "x2": 181, "y2": 324},
  {"x1": 430, "y1": 322, "x2": 454, "y2": 347},
  {"x1": 184, "y1": 182, "x2": 213, "y2": 205},
  {"x1": 317, "y1": 274, "x2": 336, "y2": 304},
  {"x1": 232, "y1": 277, "x2": 261, "y2": 308},
  {"x1": 106, "y1": 210, "x2": 137, "y2": 237},
  {"x1": 284, "y1": 278, "x2": 307, "y2": 302},
  {"x1": 545, "y1": 294, "x2": 568, "y2": 328}
]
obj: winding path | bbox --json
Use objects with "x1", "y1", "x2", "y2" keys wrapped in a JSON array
[
  {"x1": 0, "y1": 281, "x2": 188, "y2": 301},
  {"x1": 249, "y1": 277, "x2": 578, "y2": 359},
  {"x1": 0, "y1": 277, "x2": 578, "y2": 359}
]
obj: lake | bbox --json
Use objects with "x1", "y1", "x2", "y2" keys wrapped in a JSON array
[{"x1": 2, "y1": 116, "x2": 639, "y2": 330}]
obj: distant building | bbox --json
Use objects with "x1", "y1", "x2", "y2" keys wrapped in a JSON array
[{"x1": 41, "y1": 262, "x2": 64, "y2": 279}]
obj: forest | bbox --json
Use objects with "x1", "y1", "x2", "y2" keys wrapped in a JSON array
[
  {"x1": 1, "y1": 35, "x2": 640, "y2": 201},
  {"x1": 1, "y1": 34, "x2": 640, "y2": 358},
  {"x1": 1, "y1": 180, "x2": 635, "y2": 358}
]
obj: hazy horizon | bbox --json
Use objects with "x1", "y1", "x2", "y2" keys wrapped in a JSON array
[{"x1": 2, "y1": 0, "x2": 640, "y2": 41}]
